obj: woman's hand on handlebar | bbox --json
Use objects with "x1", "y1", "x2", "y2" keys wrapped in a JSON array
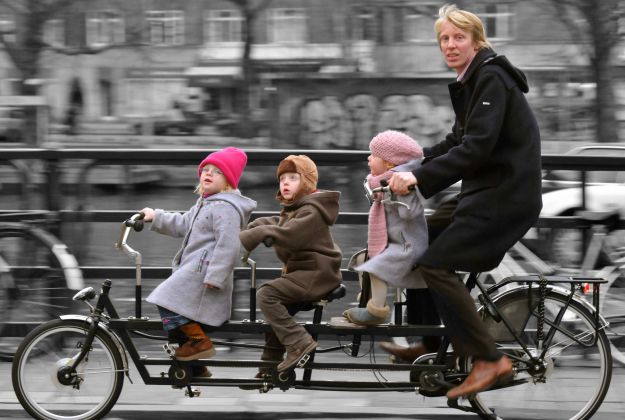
[
  {"x1": 389, "y1": 172, "x2": 417, "y2": 195},
  {"x1": 140, "y1": 207, "x2": 155, "y2": 222}
]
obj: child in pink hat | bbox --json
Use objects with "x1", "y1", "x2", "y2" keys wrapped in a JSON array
[
  {"x1": 343, "y1": 131, "x2": 429, "y2": 325},
  {"x1": 140, "y1": 147, "x2": 257, "y2": 372}
]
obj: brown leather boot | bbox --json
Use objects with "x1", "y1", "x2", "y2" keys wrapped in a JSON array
[
  {"x1": 446, "y1": 356, "x2": 513, "y2": 399},
  {"x1": 175, "y1": 322, "x2": 216, "y2": 361},
  {"x1": 379, "y1": 342, "x2": 428, "y2": 363}
]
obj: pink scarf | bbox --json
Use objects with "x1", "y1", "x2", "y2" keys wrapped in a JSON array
[{"x1": 367, "y1": 170, "x2": 393, "y2": 256}]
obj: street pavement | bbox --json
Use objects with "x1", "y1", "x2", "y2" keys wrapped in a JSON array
[{"x1": 2, "y1": 347, "x2": 624, "y2": 420}]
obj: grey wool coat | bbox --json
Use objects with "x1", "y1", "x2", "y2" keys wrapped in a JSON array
[
  {"x1": 146, "y1": 191, "x2": 257, "y2": 327},
  {"x1": 351, "y1": 160, "x2": 429, "y2": 289}
]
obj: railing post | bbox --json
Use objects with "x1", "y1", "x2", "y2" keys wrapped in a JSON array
[{"x1": 43, "y1": 157, "x2": 63, "y2": 237}]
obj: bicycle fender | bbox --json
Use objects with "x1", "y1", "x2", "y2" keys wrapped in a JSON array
[
  {"x1": 483, "y1": 285, "x2": 609, "y2": 328},
  {"x1": 60, "y1": 315, "x2": 130, "y2": 374}
]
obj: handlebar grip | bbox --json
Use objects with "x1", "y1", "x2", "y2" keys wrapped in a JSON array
[
  {"x1": 263, "y1": 237, "x2": 274, "y2": 247},
  {"x1": 379, "y1": 179, "x2": 415, "y2": 191},
  {"x1": 133, "y1": 220, "x2": 144, "y2": 232},
  {"x1": 124, "y1": 214, "x2": 145, "y2": 232}
]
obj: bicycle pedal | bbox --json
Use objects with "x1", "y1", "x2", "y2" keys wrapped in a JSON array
[
  {"x1": 296, "y1": 353, "x2": 311, "y2": 368},
  {"x1": 185, "y1": 387, "x2": 201, "y2": 397},
  {"x1": 163, "y1": 343, "x2": 177, "y2": 356}
]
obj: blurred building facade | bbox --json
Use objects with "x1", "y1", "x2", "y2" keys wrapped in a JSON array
[{"x1": 0, "y1": 0, "x2": 623, "y2": 146}]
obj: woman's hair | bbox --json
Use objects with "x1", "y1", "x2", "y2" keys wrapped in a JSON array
[{"x1": 434, "y1": 4, "x2": 492, "y2": 51}]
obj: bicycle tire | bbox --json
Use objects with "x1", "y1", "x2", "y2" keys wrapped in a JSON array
[
  {"x1": 600, "y1": 270, "x2": 625, "y2": 367},
  {"x1": 472, "y1": 288, "x2": 612, "y2": 420},
  {"x1": 12, "y1": 319, "x2": 125, "y2": 420},
  {"x1": 0, "y1": 223, "x2": 81, "y2": 361}
]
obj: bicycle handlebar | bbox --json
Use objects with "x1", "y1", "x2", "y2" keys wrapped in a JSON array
[{"x1": 115, "y1": 213, "x2": 144, "y2": 264}]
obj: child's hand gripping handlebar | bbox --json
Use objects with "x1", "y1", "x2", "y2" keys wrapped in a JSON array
[{"x1": 240, "y1": 236, "x2": 274, "y2": 266}]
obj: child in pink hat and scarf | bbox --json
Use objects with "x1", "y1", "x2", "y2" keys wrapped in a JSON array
[
  {"x1": 343, "y1": 131, "x2": 428, "y2": 325},
  {"x1": 141, "y1": 147, "x2": 257, "y2": 369}
]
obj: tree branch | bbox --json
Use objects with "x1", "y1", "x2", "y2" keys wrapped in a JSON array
[{"x1": 0, "y1": 0, "x2": 27, "y2": 14}]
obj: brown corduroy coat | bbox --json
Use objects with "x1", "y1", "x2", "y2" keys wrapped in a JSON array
[{"x1": 240, "y1": 191, "x2": 342, "y2": 299}]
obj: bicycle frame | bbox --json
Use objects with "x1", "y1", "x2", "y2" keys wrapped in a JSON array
[
  {"x1": 12, "y1": 213, "x2": 615, "y2": 420},
  {"x1": 68, "y1": 212, "x2": 609, "y2": 395}
]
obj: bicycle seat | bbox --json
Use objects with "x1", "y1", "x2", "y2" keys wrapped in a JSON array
[
  {"x1": 319, "y1": 284, "x2": 347, "y2": 303},
  {"x1": 575, "y1": 209, "x2": 621, "y2": 232},
  {"x1": 298, "y1": 284, "x2": 347, "y2": 311}
]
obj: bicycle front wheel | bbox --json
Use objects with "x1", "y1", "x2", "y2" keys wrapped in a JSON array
[
  {"x1": 474, "y1": 289, "x2": 612, "y2": 420},
  {"x1": 12, "y1": 319, "x2": 124, "y2": 420}
]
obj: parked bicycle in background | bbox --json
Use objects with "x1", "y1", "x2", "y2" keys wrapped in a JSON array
[{"x1": 0, "y1": 212, "x2": 84, "y2": 361}]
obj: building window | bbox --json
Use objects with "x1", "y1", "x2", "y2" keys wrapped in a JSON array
[
  {"x1": 268, "y1": 8, "x2": 307, "y2": 43},
  {"x1": 146, "y1": 10, "x2": 184, "y2": 46},
  {"x1": 404, "y1": 4, "x2": 438, "y2": 42},
  {"x1": 86, "y1": 10, "x2": 125, "y2": 47},
  {"x1": 43, "y1": 19, "x2": 65, "y2": 47},
  {"x1": 477, "y1": 4, "x2": 513, "y2": 41},
  {"x1": 350, "y1": 7, "x2": 377, "y2": 41},
  {"x1": 0, "y1": 15, "x2": 16, "y2": 43},
  {"x1": 205, "y1": 10, "x2": 242, "y2": 43}
]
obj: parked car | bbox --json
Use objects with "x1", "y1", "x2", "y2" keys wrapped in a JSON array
[{"x1": 525, "y1": 145, "x2": 625, "y2": 267}]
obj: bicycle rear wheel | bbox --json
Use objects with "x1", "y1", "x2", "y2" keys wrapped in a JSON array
[
  {"x1": 0, "y1": 224, "x2": 81, "y2": 361},
  {"x1": 601, "y1": 271, "x2": 625, "y2": 366},
  {"x1": 474, "y1": 289, "x2": 612, "y2": 420},
  {"x1": 12, "y1": 319, "x2": 124, "y2": 420}
]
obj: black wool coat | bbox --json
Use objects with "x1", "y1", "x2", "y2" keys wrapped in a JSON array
[{"x1": 414, "y1": 48, "x2": 542, "y2": 272}]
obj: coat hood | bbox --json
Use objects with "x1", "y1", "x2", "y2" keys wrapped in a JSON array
[
  {"x1": 463, "y1": 48, "x2": 529, "y2": 93},
  {"x1": 282, "y1": 190, "x2": 340, "y2": 225},
  {"x1": 203, "y1": 190, "x2": 257, "y2": 228}
]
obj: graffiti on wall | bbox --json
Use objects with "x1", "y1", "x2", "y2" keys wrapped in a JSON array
[{"x1": 296, "y1": 93, "x2": 455, "y2": 149}]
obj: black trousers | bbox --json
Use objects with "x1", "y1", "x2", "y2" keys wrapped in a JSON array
[{"x1": 406, "y1": 196, "x2": 501, "y2": 360}]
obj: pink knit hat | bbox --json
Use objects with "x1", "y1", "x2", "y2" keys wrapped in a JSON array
[
  {"x1": 369, "y1": 130, "x2": 423, "y2": 165},
  {"x1": 198, "y1": 147, "x2": 247, "y2": 188}
]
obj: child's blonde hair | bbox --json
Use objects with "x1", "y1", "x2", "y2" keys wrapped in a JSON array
[{"x1": 194, "y1": 182, "x2": 233, "y2": 196}]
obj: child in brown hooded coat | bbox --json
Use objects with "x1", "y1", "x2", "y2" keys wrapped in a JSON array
[{"x1": 239, "y1": 155, "x2": 342, "y2": 373}]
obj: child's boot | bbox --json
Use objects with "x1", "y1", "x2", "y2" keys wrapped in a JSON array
[
  {"x1": 278, "y1": 336, "x2": 317, "y2": 372},
  {"x1": 343, "y1": 300, "x2": 390, "y2": 326},
  {"x1": 175, "y1": 322, "x2": 216, "y2": 361}
]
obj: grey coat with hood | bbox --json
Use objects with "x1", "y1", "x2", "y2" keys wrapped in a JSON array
[
  {"x1": 146, "y1": 191, "x2": 257, "y2": 326},
  {"x1": 351, "y1": 160, "x2": 429, "y2": 289},
  {"x1": 413, "y1": 48, "x2": 542, "y2": 272}
]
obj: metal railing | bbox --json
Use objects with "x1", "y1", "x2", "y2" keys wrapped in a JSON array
[{"x1": 1, "y1": 148, "x2": 624, "y2": 341}]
